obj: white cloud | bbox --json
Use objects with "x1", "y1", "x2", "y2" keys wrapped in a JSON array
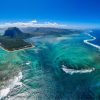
[
  {"x1": 0, "y1": 21, "x2": 67, "y2": 29},
  {"x1": 0, "y1": 20, "x2": 99, "y2": 29},
  {"x1": 30, "y1": 20, "x2": 38, "y2": 23}
]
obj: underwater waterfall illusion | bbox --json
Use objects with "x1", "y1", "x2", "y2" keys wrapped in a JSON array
[{"x1": 0, "y1": 31, "x2": 100, "y2": 100}]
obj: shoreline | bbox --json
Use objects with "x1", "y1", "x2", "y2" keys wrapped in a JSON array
[
  {"x1": 84, "y1": 32, "x2": 100, "y2": 49},
  {"x1": 0, "y1": 44, "x2": 35, "y2": 52}
]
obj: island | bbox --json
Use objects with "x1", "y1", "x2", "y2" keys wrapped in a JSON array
[
  {"x1": 0, "y1": 27, "x2": 33, "y2": 51},
  {"x1": 0, "y1": 27, "x2": 81, "y2": 51}
]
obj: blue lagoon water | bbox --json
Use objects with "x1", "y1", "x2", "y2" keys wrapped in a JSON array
[{"x1": 0, "y1": 31, "x2": 100, "y2": 100}]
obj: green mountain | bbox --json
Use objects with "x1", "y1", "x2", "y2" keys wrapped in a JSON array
[
  {"x1": 4, "y1": 27, "x2": 32, "y2": 39},
  {"x1": 21, "y1": 27, "x2": 81, "y2": 36},
  {"x1": 0, "y1": 27, "x2": 33, "y2": 51}
]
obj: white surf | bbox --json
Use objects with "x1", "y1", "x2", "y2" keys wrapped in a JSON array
[
  {"x1": 62, "y1": 65, "x2": 95, "y2": 75},
  {"x1": 84, "y1": 31, "x2": 100, "y2": 49},
  {"x1": 0, "y1": 72, "x2": 23, "y2": 99}
]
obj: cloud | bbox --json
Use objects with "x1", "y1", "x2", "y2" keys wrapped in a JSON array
[
  {"x1": 0, "y1": 20, "x2": 99, "y2": 29},
  {"x1": 31, "y1": 20, "x2": 38, "y2": 23},
  {"x1": 0, "y1": 20, "x2": 67, "y2": 29}
]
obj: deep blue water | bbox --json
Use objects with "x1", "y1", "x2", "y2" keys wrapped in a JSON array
[{"x1": 90, "y1": 30, "x2": 100, "y2": 46}]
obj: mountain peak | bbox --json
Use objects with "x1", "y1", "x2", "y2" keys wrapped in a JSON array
[{"x1": 4, "y1": 27, "x2": 23, "y2": 38}]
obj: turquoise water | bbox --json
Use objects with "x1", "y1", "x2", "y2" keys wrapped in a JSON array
[{"x1": 0, "y1": 32, "x2": 100, "y2": 100}]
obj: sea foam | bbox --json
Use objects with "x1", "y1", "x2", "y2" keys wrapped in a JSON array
[
  {"x1": 0, "y1": 72, "x2": 22, "y2": 99},
  {"x1": 84, "y1": 31, "x2": 100, "y2": 49},
  {"x1": 62, "y1": 65, "x2": 95, "y2": 75}
]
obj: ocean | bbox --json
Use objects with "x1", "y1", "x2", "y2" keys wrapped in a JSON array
[
  {"x1": 90, "y1": 30, "x2": 100, "y2": 46},
  {"x1": 0, "y1": 31, "x2": 100, "y2": 100}
]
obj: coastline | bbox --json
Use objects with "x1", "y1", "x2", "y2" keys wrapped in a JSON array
[
  {"x1": 0, "y1": 43, "x2": 35, "y2": 53},
  {"x1": 84, "y1": 32, "x2": 100, "y2": 49}
]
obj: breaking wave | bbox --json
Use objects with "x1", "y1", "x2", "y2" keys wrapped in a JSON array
[
  {"x1": 62, "y1": 65, "x2": 95, "y2": 75},
  {"x1": 84, "y1": 31, "x2": 100, "y2": 49},
  {"x1": 0, "y1": 72, "x2": 22, "y2": 99}
]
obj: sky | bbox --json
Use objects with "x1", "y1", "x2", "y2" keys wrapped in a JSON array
[{"x1": 0, "y1": 0, "x2": 100, "y2": 28}]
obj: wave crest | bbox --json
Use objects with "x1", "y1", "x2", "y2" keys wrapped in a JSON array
[
  {"x1": 0, "y1": 72, "x2": 22, "y2": 99},
  {"x1": 62, "y1": 65, "x2": 95, "y2": 75},
  {"x1": 84, "y1": 31, "x2": 100, "y2": 49}
]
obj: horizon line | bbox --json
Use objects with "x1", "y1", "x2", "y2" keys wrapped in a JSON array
[{"x1": 0, "y1": 20, "x2": 100, "y2": 30}]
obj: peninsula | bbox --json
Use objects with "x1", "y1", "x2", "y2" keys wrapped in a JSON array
[{"x1": 0, "y1": 27, "x2": 33, "y2": 51}]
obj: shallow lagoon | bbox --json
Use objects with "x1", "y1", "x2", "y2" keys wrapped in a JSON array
[{"x1": 0, "y1": 31, "x2": 100, "y2": 100}]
